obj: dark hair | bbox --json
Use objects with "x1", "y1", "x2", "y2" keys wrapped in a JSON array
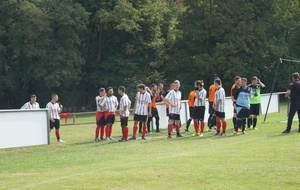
[
  {"x1": 150, "y1": 83, "x2": 157, "y2": 89},
  {"x1": 30, "y1": 94, "x2": 36, "y2": 98},
  {"x1": 51, "y1": 93, "x2": 58, "y2": 99},
  {"x1": 214, "y1": 79, "x2": 221, "y2": 85},
  {"x1": 98, "y1": 88, "x2": 105, "y2": 92},
  {"x1": 106, "y1": 87, "x2": 113, "y2": 92},
  {"x1": 118, "y1": 86, "x2": 126, "y2": 92},
  {"x1": 137, "y1": 84, "x2": 145, "y2": 90},
  {"x1": 241, "y1": 78, "x2": 247, "y2": 82},
  {"x1": 195, "y1": 80, "x2": 204, "y2": 87},
  {"x1": 252, "y1": 76, "x2": 258, "y2": 81},
  {"x1": 292, "y1": 72, "x2": 299, "y2": 79},
  {"x1": 234, "y1": 76, "x2": 241, "y2": 81},
  {"x1": 158, "y1": 83, "x2": 163, "y2": 87}
]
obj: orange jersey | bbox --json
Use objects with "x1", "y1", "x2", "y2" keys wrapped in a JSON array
[
  {"x1": 151, "y1": 93, "x2": 157, "y2": 108},
  {"x1": 230, "y1": 84, "x2": 238, "y2": 101},
  {"x1": 188, "y1": 91, "x2": 196, "y2": 107},
  {"x1": 208, "y1": 84, "x2": 217, "y2": 102}
]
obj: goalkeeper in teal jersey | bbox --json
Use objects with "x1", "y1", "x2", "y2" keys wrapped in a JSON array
[{"x1": 247, "y1": 76, "x2": 265, "y2": 129}]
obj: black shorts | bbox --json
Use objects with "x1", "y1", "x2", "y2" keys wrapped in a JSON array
[
  {"x1": 169, "y1": 113, "x2": 180, "y2": 120},
  {"x1": 237, "y1": 108, "x2": 250, "y2": 119},
  {"x1": 216, "y1": 111, "x2": 225, "y2": 118},
  {"x1": 208, "y1": 102, "x2": 215, "y2": 114},
  {"x1": 189, "y1": 106, "x2": 195, "y2": 118},
  {"x1": 50, "y1": 119, "x2": 60, "y2": 129},
  {"x1": 250, "y1": 104, "x2": 260, "y2": 115},
  {"x1": 105, "y1": 114, "x2": 115, "y2": 124},
  {"x1": 194, "y1": 106, "x2": 205, "y2": 121},
  {"x1": 120, "y1": 116, "x2": 128, "y2": 126},
  {"x1": 134, "y1": 114, "x2": 147, "y2": 122},
  {"x1": 151, "y1": 108, "x2": 159, "y2": 117},
  {"x1": 166, "y1": 108, "x2": 169, "y2": 116}
]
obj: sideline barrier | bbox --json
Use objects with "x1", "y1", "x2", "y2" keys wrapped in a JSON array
[{"x1": 0, "y1": 109, "x2": 49, "y2": 149}]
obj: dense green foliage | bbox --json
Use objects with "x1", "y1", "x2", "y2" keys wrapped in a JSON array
[{"x1": 1, "y1": 0, "x2": 300, "y2": 109}]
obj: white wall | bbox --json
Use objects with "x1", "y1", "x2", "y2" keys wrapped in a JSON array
[
  {"x1": 153, "y1": 93, "x2": 280, "y2": 129},
  {"x1": 0, "y1": 109, "x2": 49, "y2": 149}
]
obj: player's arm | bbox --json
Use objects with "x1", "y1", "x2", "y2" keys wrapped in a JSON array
[
  {"x1": 133, "y1": 94, "x2": 138, "y2": 115},
  {"x1": 99, "y1": 99, "x2": 109, "y2": 112},
  {"x1": 20, "y1": 103, "x2": 28, "y2": 110},
  {"x1": 285, "y1": 90, "x2": 291, "y2": 98},
  {"x1": 58, "y1": 104, "x2": 63, "y2": 114},
  {"x1": 148, "y1": 102, "x2": 152, "y2": 116},
  {"x1": 163, "y1": 98, "x2": 176, "y2": 107},
  {"x1": 257, "y1": 79, "x2": 265, "y2": 88}
]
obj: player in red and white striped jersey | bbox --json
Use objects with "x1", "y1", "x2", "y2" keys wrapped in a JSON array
[
  {"x1": 46, "y1": 93, "x2": 65, "y2": 143},
  {"x1": 118, "y1": 86, "x2": 131, "y2": 142},
  {"x1": 129, "y1": 84, "x2": 151, "y2": 140},
  {"x1": 95, "y1": 88, "x2": 106, "y2": 141},
  {"x1": 21, "y1": 94, "x2": 40, "y2": 109},
  {"x1": 99, "y1": 87, "x2": 118, "y2": 140},
  {"x1": 213, "y1": 78, "x2": 227, "y2": 136},
  {"x1": 193, "y1": 80, "x2": 207, "y2": 137},
  {"x1": 163, "y1": 80, "x2": 183, "y2": 138}
]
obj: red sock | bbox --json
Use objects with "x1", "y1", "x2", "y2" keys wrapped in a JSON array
[
  {"x1": 105, "y1": 127, "x2": 109, "y2": 138},
  {"x1": 100, "y1": 125, "x2": 105, "y2": 139},
  {"x1": 55, "y1": 130, "x2": 60, "y2": 140},
  {"x1": 175, "y1": 125, "x2": 180, "y2": 133},
  {"x1": 222, "y1": 121, "x2": 227, "y2": 133},
  {"x1": 121, "y1": 127, "x2": 125, "y2": 139},
  {"x1": 200, "y1": 122, "x2": 205, "y2": 133},
  {"x1": 194, "y1": 122, "x2": 199, "y2": 133},
  {"x1": 109, "y1": 127, "x2": 112, "y2": 138},
  {"x1": 142, "y1": 126, "x2": 147, "y2": 137},
  {"x1": 168, "y1": 124, "x2": 172, "y2": 134},
  {"x1": 216, "y1": 122, "x2": 221, "y2": 132},
  {"x1": 124, "y1": 127, "x2": 128, "y2": 139},
  {"x1": 133, "y1": 126, "x2": 138, "y2": 137},
  {"x1": 95, "y1": 125, "x2": 101, "y2": 139}
]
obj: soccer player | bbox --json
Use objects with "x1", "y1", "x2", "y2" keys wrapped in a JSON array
[
  {"x1": 156, "y1": 83, "x2": 165, "y2": 103},
  {"x1": 99, "y1": 87, "x2": 118, "y2": 140},
  {"x1": 213, "y1": 79, "x2": 227, "y2": 136},
  {"x1": 147, "y1": 84, "x2": 161, "y2": 133},
  {"x1": 21, "y1": 94, "x2": 40, "y2": 109},
  {"x1": 283, "y1": 72, "x2": 300, "y2": 133},
  {"x1": 185, "y1": 81, "x2": 197, "y2": 132},
  {"x1": 162, "y1": 83, "x2": 175, "y2": 117},
  {"x1": 118, "y1": 86, "x2": 131, "y2": 142},
  {"x1": 233, "y1": 78, "x2": 253, "y2": 135},
  {"x1": 247, "y1": 76, "x2": 265, "y2": 130},
  {"x1": 231, "y1": 76, "x2": 241, "y2": 130},
  {"x1": 192, "y1": 80, "x2": 207, "y2": 137},
  {"x1": 129, "y1": 84, "x2": 152, "y2": 140},
  {"x1": 207, "y1": 77, "x2": 219, "y2": 131},
  {"x1": 46, "y1": 93, "x2": 65, "y2": 142},
  {"x1": 163, "y1": 80, "x2": 183, "y2": 138},
  {"x1": 95, "y1": 88, "x2": 106, "y2": 141}
]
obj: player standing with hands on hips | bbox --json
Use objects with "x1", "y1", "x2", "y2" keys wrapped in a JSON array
[{"x1": 46, "y1": 93, "x2": 65, "y2": 143}]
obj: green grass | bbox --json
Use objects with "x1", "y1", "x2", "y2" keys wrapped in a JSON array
[{"x1": 1, "y1": 104, "x2": 300, "y2": 190}]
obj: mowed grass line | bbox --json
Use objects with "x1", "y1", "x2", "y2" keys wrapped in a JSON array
[{"x1": 1, "y1": 106, "x2": 300, "y2": 190}]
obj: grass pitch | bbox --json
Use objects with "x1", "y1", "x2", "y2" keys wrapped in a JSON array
[{"x1": 1, "y1": 105, "x2": 300, "y2": 190}]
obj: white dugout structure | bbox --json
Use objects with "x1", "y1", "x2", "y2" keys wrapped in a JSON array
[{"x1": 0, "y1": 93, "x2": 280, "y2": 149}]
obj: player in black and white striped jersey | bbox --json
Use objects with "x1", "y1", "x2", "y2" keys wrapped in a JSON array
[
  {"x1": 99, "y1": 87, "x2": 118, "y2": 140},
  {"x1": 213, "y1": 78, "x2": 227, "y2": 136},
  {"x1": 46, "y1": 93, "x2": 65, "y2": 143},
  {"x1": 95, "y1": 88, "x2": 106, "y2": 141},
  {"x1": 163, "y1": 80, "x2": 183, "y2": 138},
  {"x1": 129, "y1": 84, "x2": 152, "y2": 140},
  {"x1": 193, "y1": 80, "x2": 207, "y2": 137},
  {"x1": 118, "y1": 86, "x2": 131, "y2": 142},
  {"x1": 21, "y1": 94, "x2": 40, "y2": 109}
]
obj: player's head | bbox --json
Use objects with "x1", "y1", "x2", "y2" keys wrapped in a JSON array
[
  {"x1": 292, "y1": 72, "x2": 299, "y2": 80},
  {"x1": 252, "y1": 76, "x2": 258, "y2": 85},
  {"x1": 106, "y1": 87, "x2": 113, "y2": 96},
  {"x1": 158, "y1": 83, "x2": 164, "y2": 90},
  {"x1": 241, "y1": 78, "x2": 247, "y2": 87},
  {"x1": 169, "y1": 83, "x2": 175, "y2": 90},
  {"x1": 30, "y1": 94, "x2": 37, "y2": 102},
  {"x1": 51, "y1": 93, "x2": 58, "y2": 101},
  {"x1": 214, "y1": 78, "x2": 221, "y2": 87},
  {"x1": 150, "y1": 83, "x2": 157, "y2": 91},
  {"x1": 234, "y1": 76, "x2": 241, "y2": 86},
  {"x1": 118, "y1": 86, "x2": 125, "y2": 95},
  {"x1": 137, "y1": 84, "x2": 145, "y2": 93},
  {"x1": 195, "y1": 80, "x2": 203, "y2": 89},
  {"x1": 98, "y1": 88, "x2": 105, "y2": 96},
  {"x1": 173, "y1": 80, "x2": 180, "y2": 90}
]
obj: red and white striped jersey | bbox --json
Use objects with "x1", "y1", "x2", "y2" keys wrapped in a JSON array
[
  {"x1": 119, "y1": 94, "x2": 131, "y2": 117},
  {"x1": 95, "y1": 96, "x2": 105, "y2": 112},
  {"x1": 135, "y1": 92, "x2": 151, "y2": 115},
  {"x1": 100, "y1": 96, "x2": 118, "y2": 113},
  {"x1": 195, "y1": 89, "x2": 207, "y2": 107},
  {"x1": 46, "y1": 102, "x2": 61, "y2": 119},
  {"x1": 214, "y1": 87, "x2": 225, "y2": 112},
  {"x1": 21, "y1": 102, "x2": 40, "y2": 109},
  {"x1": 165, "y1": 89, "x2": 182, "y2": 114}
]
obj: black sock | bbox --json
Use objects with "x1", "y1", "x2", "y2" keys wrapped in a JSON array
[
  {"x1": 235, "y1": 120, "x2": 240, "y2": 132},
  {"x1": 247, "y1": 117, "x2": 252, "y2": 128},
  {"x1": 211, "y1": 116, "x2": 216, "y2": 128},
  {"x1": 242, "y1": 119, "x2": 246, "y2": 132},
  {"x1": 253, "y1": 118, "x2": 257, "y2": 128},
  {"x1": 139, "y1": 122, "x2": 142, "y2": 132},
  {"x1": 147, "y1": 117, "x2": 151, "y2": 132},
  {"x1": 233, "y1": 117, "x2": 236, "y2": 128},
  {"x1": 208, "y1": 114, "x2": 212, "y2": 127},
  {"x1": 186, "y1": 119, "x2": 192, "y2": 129},
  {"x1": 155, "y1": 117, "x2": 160, "y2": 131}
]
